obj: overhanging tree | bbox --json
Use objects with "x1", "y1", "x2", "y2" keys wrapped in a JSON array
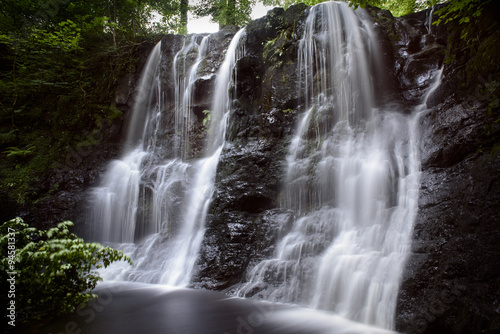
[{"x1": 193, "y1": 0, "x2": 256, "y2": 28}]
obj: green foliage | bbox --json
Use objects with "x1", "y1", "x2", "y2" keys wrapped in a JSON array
[
  {"x1": 268, "y1": 0, "x2": 442, "y2": 17},
  {"x1": 263, "y1": 37, "x2": 284, "y2": 58},
  {"x1": 0, "y1": 134, "x2": 56, "y2": 205},
  {"x1": 0, "y1": 218, "x2": 132, "y2": 323},
  {"x1": 0, "y1": 0, "x2": 167, "y2": 206},
  {"x1": 0, "y1": 0, "x2": 184, "y2": 43},
  {"x1": 432, "y1": 0, "x2": 493, "y2": 67},
  {"x1": 202, "y1": 109, "x2": 212, "y2": 128},
  {"x1": 193, "y1": 0, "x2": 256, "y2": 27},
  {"x1": 29, "y1": 20, "x2": 83, "y2": 52},
  {"x1": 3, "y1": 145, "x2": 35, "y2": 158},
  {"x1": 479, "y1": 79, "x2": 500, "y2": 115},
  {"x1": 434, "y1": 0, "x2": 492, "y2": 26},
  {"x1": 441, "y1": 1, "x2": 499, "y2": 81},
  {"x1": 0, "y1": 129, "x2": 17, "y2": 144},
  {"x1": 148, "y1": 0, "x2": 189, "y2": 34}
]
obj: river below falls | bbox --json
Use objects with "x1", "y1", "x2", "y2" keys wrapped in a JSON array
[{"x1": 23, "y1": 281, "x2": 396, "y2": 334}]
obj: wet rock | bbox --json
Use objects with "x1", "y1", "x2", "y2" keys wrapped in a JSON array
[
  {"x1": 396, "y1": 149, "x2": 500, "y2": 334},
  {"x1": 419, "y1": 98, "x2": 492, "y2": 169},
  {"x1": 401, "y1": 44, "x2": 445, "y2": 91},
  {"x1": 194, "y1": 207, "x2": 294, "y2": 291},
  {"x1": 193, "y1": 138, "x2": 290, "y2": 289},
  {"x1": 395, "y1": 5, "x2": 500, "y2": 331},
  {"x1": 194, "y1": 4, "x2": 305, "y2": 290}
]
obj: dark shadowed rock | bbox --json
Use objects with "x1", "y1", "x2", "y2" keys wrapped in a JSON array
[{"x1": 395, "y1": 4, "x2": 500, "y2": 332}]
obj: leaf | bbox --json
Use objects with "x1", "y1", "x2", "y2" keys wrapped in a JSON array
[{"x1": 3, "y1": 145, "x2": 36, "y2": 157}]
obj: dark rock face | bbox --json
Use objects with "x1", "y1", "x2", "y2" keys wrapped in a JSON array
[
  {"x1": 393, "y1": 4, "x2": 500, "y2": 333},
  {"x1": 367, "y1": 4, "x2": 447, "y2": 108},
  {"x1": 396, "y1": 97, "x2": 500, "y2": 334}
]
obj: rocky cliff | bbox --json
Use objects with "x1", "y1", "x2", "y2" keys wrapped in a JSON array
[{"x1": 393, "y1": 4, "x2": 500, "y2": 333}]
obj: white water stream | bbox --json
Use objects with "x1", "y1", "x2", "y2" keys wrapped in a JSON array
[
  {"x1": 86, "y1": 2, "x2": 442, "y2": 330},
  {"x1": 236, "y1": 2, "x2": 442, "y2": 330},
  {"x1": 88, "y1": 29, "x2": 246, "y2": 286}
]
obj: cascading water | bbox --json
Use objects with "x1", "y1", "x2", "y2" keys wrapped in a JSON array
[
  {"x1": 87, "y1": 29, "x2": 246, "y2": 286},
  {"x1": 87, "y1": 42, "x2": 163, "y2": 244},
  {"x1": 153, "y1": 28, "x2": 246, "y2": 286},
  {"x1": 173, "y1": 36, "x2": 209, "y2": 159},
  {"x1": 236, "y1": 2, "x2": 441, "y2": 330},
  {"x1": 426, "y1": 5, "x2": 436, "y2": 34}
]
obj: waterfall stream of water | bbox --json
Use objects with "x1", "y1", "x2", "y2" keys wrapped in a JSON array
[
  {"x1": 235, "y1": 2, "x2": 442, "y2": 330},
  {"x1": 87, "y1": 29, "x2": 246, "y2": 286},
  {"x1": 85, "y1": 2, "x2": 443, "y2": 330}
]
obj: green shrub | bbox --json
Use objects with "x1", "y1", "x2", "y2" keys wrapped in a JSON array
[{"x1": 0, "y1": 218, "x2": 131, "y2": 325}]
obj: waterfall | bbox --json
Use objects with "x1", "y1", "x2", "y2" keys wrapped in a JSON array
[
  {"x1": 87, "y1": 29, "x2": 245, "y2": 286},
  {"x1": 155, "y1": 28, "x2": 246, "y2": 286},
  {"x1": 426, "y1": 5, "x2": 436, "y2": 34},
  {"x1": 87, "y1": 42, "x2": 163, "y2": 244},
  {"x1": 82, "y1": 1, "x2": 445, "y2": 329},
  {"x1": 173, "y1": 35, "x2": 209, "y2": 159},
  {"x1": 236, "y1": 2, "x2": 441, "y2": 330}
]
